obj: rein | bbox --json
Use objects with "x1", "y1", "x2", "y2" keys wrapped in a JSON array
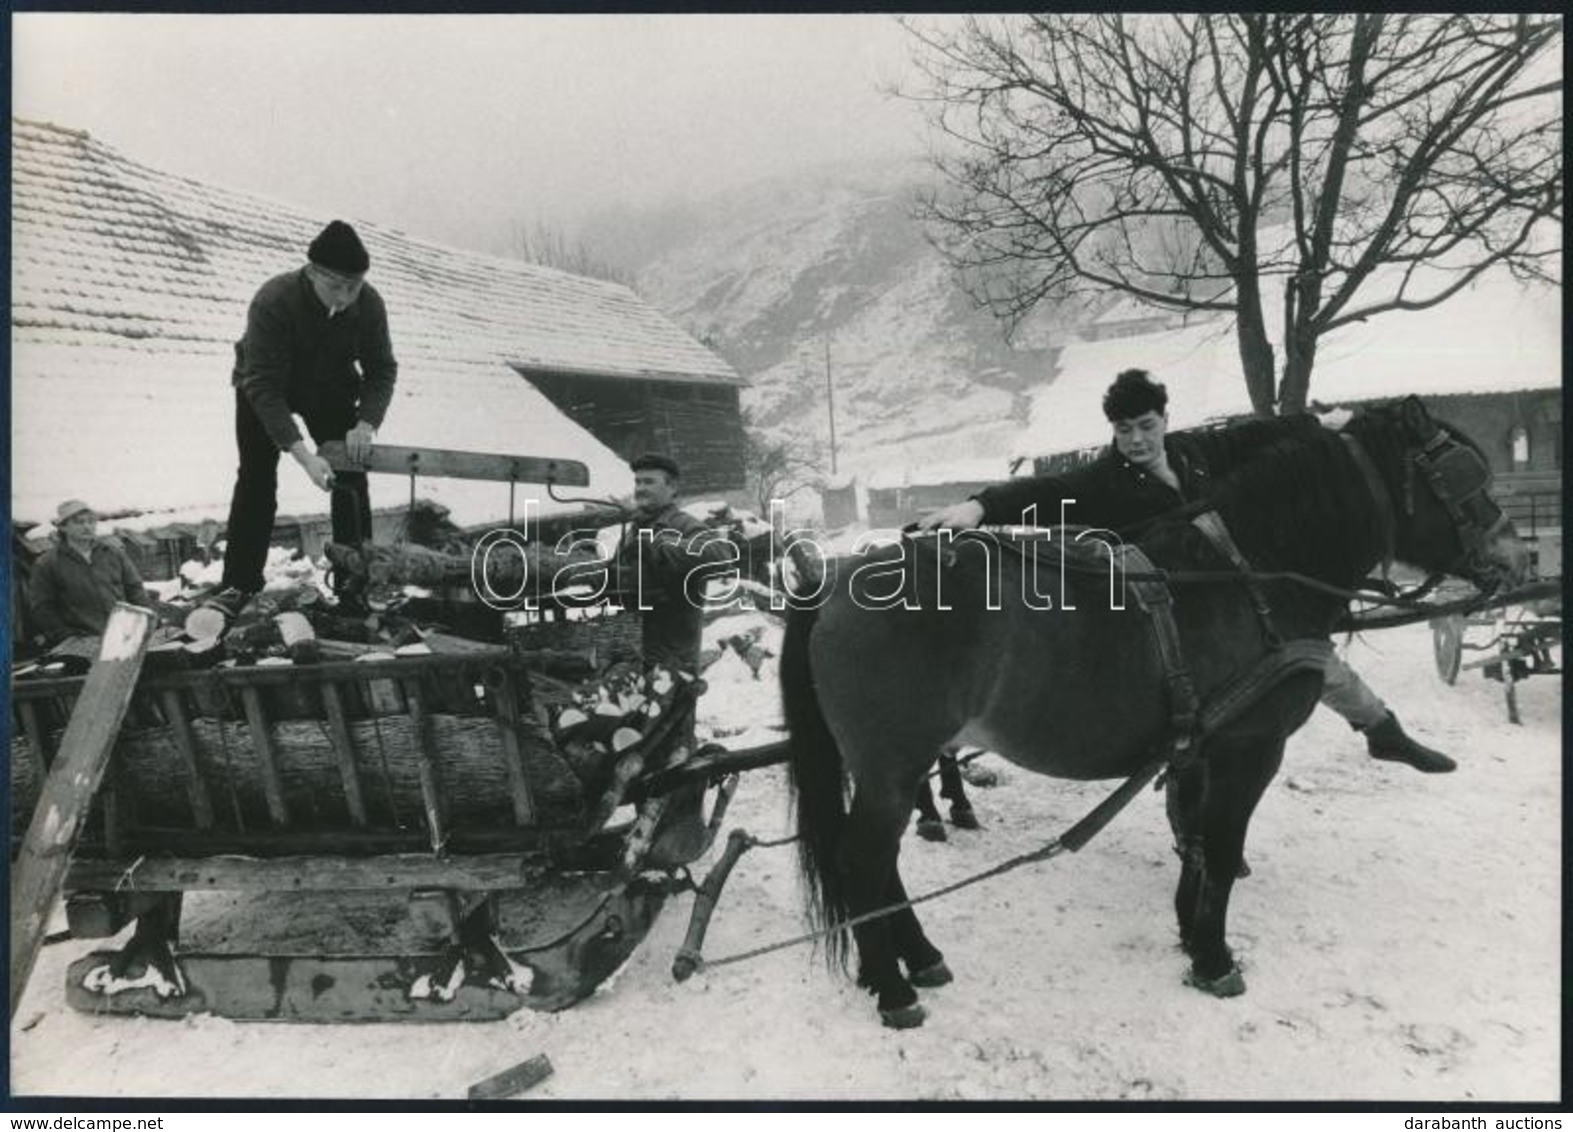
[
  {"x1": 697, "y1": 641, "x2": 1334, "y2": 975},
  {"x1": 946, "y1": 528, "x2": 1446, "y2": 614}
]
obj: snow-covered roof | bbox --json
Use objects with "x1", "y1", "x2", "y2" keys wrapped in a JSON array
[
  {"x1": 1022, "y1": 269, "x2": 1561, "y2": 456},
  {"x1": 864, "y1": 454, "x2": 1019, "y2": 490},
  {"x1": 1089, "y1": 295, "x2": 1172, "y2": 328},
  {"x1": 10, "y1": 117, "x2": 742, "y2": 529}
]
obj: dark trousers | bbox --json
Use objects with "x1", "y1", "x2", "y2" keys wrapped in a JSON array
[{"x1": 221, "y1": 390, "x2": 372, "y2": 593}]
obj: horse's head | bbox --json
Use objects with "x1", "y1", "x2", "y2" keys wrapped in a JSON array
[{"x1": 1342, "y1": 397, "x2": 1529, "y2": 595}]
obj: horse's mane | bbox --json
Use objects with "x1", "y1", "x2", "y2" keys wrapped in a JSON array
[{"x1": 1198, "y1": 423, "x2": 1384, "y2": 585}]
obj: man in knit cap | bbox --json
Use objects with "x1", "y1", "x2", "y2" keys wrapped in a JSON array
[{"x1": 209, "y1": 220, "x2": 398, "y2": 617}]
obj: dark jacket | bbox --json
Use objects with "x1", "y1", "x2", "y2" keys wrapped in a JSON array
[
  {"x1": 618, "y1": 503, "x2": 736, "y2": 673},
  {"x1": 28, "y1": 535, "x2": 149, "y2": 643},
  {"x1": 232, "y1": 269, "x2": 398, "y2": 451},
  {"x1": 974, "y1": 414, "x2": 1323, "y2": 534}
]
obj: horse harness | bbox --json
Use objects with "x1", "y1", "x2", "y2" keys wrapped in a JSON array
[{"x1": 700, "y1": 420, "x2": 1511, "y2": 973}]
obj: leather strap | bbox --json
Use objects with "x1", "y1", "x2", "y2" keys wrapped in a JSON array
[
  {"x1": 1118, "y1": 544, "x2": 1201, "y2": 767},
  {"x1": 1192, "y1": 509, "x2": 1283, "y2": 648}
]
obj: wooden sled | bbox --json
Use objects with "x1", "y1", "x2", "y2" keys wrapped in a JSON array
[{"x1": 10, "y1": 630, "x2": 725, "y2": 1023}]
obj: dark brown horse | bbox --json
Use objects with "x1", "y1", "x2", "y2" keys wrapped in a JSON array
[{"x1": 782, "y1": 399, "x2": 1527, "y2": 1027}]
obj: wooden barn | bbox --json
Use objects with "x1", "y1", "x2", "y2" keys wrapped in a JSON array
[
  {"x1": 514, "y1": 368, "x2": 747, "y2": 497},
  {"x1": 10, "y1": 117, "x2": 743, "y2": 577}
]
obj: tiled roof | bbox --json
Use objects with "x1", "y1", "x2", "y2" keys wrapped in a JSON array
[{"x1": 10, "y1": 117, "x2": 741, "y2": 529}]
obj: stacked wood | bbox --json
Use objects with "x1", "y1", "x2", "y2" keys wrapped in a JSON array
[
  {"x1": 9, "y1": 685, "x2": 586, "y2": 843},
  {"x1": 323, "y1": 541, "x2": 607, "y2": 597}
]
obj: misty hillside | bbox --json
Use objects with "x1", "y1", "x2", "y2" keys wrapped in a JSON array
[{"x1": 586, "y1": 159, "x2": 1069, "y2": 480}]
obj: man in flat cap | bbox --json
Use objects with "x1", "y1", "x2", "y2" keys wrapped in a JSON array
[
  {"x1": 209, "y1": 219, "x2": 398, "y2": 617},
  {"x1": 27, "y1": 499, "x2": 150, "y2": 648},
  {"x1": 617, "y1": 453, "x2": 737, "y2": 864},
  {"x1": 620, "y1": 453, "x2": 735, "y2": 675}
]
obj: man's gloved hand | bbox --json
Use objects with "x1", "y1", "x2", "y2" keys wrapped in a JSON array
[
  {"x1": 345, "y1": 422, "x2": 377, "y2": 463},
  {"x1": 912, "y1": 498, "x2": 986, "y2": 533}
]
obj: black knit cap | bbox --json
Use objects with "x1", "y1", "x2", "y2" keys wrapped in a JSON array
[
  {"x1": 308, "y1": 220, "x2": 370, "y2": 275},
  {"x1": 630, "y1": 452, "x2": 681, "y2": 479}
]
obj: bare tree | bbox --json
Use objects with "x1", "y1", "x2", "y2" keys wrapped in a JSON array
[
  {"x1": 742, "y1": 418, "x2": 823, "y2": 517},
  {"x1": 510, "y1": 218, "x2": 632, "y2": 286},
  {"x1": 906, "y1": 14, "x2": 1562, "y2": 413}
]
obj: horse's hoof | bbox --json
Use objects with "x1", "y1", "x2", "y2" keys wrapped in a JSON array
[
  {"x1": 915, "y1": 818, "x2": 947, "y2": 842},
  {"x1": 908, "y1": 959, "x2": 953, "y2": 988},
  {"x1": 880, "y1": 1002, "x2": 927, "y2": 1029},
  {"x1": 949, "y1": 806, "x2": 981, "y2": 831},
  {"x1": 961, "y1": 764, "x2": 999, "y2": 788},
  {"x1": 1185, "y1": 964, "x2": 1246, "y2": 998}
]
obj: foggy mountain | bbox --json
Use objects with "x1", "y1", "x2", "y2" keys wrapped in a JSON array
[{"x1": 585, "y1": 158, "x2": 1069, "y2": 480}]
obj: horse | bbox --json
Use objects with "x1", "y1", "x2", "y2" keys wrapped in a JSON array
[
  {"x1": 912, "y1": 746, "x2": 981, "y2": 841},
  {"x1": 780, "y1": 398, "x2": 1527, "y2": 1027}
]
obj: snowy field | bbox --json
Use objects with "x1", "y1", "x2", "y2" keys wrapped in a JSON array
[{"x1": 9, "y1": 617, "x2": 1561, "y2": 1103}]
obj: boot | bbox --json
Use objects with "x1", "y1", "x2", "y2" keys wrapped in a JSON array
[{"x1": 1363, "y1": 712, "x2": 1457, "y2": 773}]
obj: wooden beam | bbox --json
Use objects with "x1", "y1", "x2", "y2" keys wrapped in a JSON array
[
  {"x1": 239, "y1": 686, "x2": 290, "y2": 826},
  {"x1": 319, "y1": 682, "x2": 369, "y2": 827},
  {"x1": 317, "y1": 441, "x2": 589, "y2": 487},
  {"x1": 10, "y1": 603, "x2": 155, "y2": 1018},
  {"x1": 159, "y1": 690, "x2": 215, "y2": 829},
  {"x1": 65, "y1": 852, "x2": 544, "y2": 892},
  {"x1": 490, "y1": 668, "x2": 537, "y2": 827},
  {"x1": 400, "y1": 679, "x2": 447, "y2": 854},
  {"x1": 14, "y1": 699, "x2": 52, "y2": 802}
]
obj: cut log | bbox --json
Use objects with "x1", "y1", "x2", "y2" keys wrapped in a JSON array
[
  {"x1": 184, "y1": 606, "x2": 228, "y2": 642},
  {"x1": 468, "y1": 1054, "x2": 554, "y2": 1101},
  {"x1": 275, "y1": 612, "x2": 315, "y2": 647},
  {"x1": 324, "y1": 541, "x2": 606, "y2": 598},
  {"x1": 10, "y1": 603, "x2": 156, "y2": 1018}
]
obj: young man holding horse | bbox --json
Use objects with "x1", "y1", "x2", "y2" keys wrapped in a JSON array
[
  {"x1": 917, "y1": 369, "x2": 1457, "y2": 774},
  {"x1": 786, "y1": 391, "x2": 1522, "y2": 1027}
]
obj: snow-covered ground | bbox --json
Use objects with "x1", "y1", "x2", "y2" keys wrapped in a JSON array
[{"x1": 9, "y1": 617, "x2": 1560, "y2": 1102}]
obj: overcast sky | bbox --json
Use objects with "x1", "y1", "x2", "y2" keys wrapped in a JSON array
[{"x1": 12, "y1": 12, "x2": 932, "y2": 257}]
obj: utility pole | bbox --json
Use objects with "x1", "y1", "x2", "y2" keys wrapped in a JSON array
[{"x1": 824, "y1": 335, "x2": 838, "y2": 476}]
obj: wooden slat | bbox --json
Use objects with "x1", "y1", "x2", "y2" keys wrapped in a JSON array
[
  {"x1": 10, "y1": 649, "x2": 521, "y2": 697},
  {"x1": 66, "y1": 852, "x2": 543, "y2": 892},
  {"x1": 239, "y1": 686, "x2": 290, "y2": 826},
  {"x1": 491, "y1": 669, "x2": 537, "y2": 828},
  {"x1": 400, "y1": 679, "x2": 447, "y2": 854},
  {"x1": 159, "y1": 690, "x2": 215, "y2": 829},
  {"x1": 15, "y1": 700, "x2": 51, "y2": 795},
  {"x1": 101, "y1": 760, "x2": 125, "y2": 861},
  {"x1": 77, "y1": 822, "x2": 623, "y2": 860},
  {"x1": 319, "y1": 682, "x2": 368, "y2": 827},
  {"x1": 10, "y1": 603, "x2": 155, "y2": 1018},
  {"x1": 318, "y1": 440, "x2": 590, "y2": 487}
]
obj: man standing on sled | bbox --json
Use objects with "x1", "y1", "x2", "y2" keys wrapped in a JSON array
[
  {"x1": 917, "y1": 368, "x2": 1457, "y2": 774},
  {"x1": 207, "y1": 220, "x2": 398, "y2": 620}
]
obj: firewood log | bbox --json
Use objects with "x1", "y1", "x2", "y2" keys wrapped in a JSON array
[{"x1": 324, "y1": 541, "x2": 606, "y2": 596}]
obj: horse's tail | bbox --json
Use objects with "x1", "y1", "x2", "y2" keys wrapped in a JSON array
[{"x1": 780, "y1": 598, "x2": 851, "y2": 973}]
